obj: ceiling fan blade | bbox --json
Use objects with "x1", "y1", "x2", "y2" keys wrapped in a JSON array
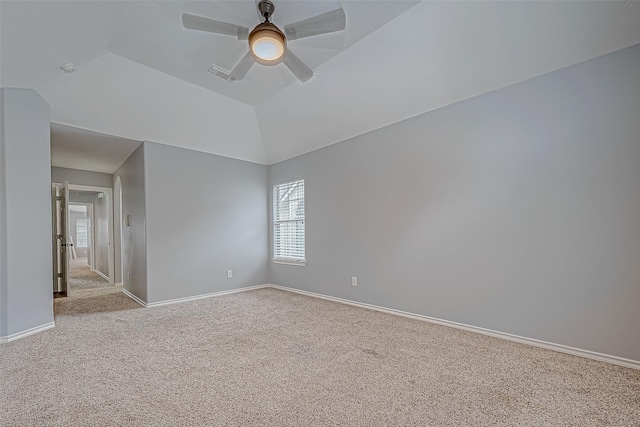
[
  {"x1": 284, "y1": 8, "x2": 346, "y2": 41},
  {"x1": 229, "y1": 52, "x2": 255, "y2": 80},
  {"x1": 182, "y1": 13, "x2": 249, "y2": 40},
  {"x1": 282, "y1": 50, "x2": 313, "y2": 83}
]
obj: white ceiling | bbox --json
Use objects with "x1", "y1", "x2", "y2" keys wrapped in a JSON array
[
  {"x1": 51, "y1": 123, "x2": 142, "y2": 174},
  {"x1": 2, "y1": 1, "x2": 640, "y2": 167},
  {"x1": 109, "y1": 1, "x2": 418, "y2": 105}
]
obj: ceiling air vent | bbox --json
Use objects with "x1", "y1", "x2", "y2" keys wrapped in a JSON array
[{"x1": 208, "y1": 64, "x2": 236, "y2": 82}]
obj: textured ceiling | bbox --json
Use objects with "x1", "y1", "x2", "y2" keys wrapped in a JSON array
[{"x1": 2, "y1": 1, "x2": 640, "y2": 168}]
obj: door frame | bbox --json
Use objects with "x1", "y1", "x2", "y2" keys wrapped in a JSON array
[
  {"x1": 114, "y1": 176, "x2": 124, "y2": 285},
  {"x1": 54, "y1": 184, "x2": 115, "y2": 284}
]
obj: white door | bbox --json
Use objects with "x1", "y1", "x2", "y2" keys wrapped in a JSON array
[{"x1": 52, "y1": 181, "x2": 71, "y2": 296}]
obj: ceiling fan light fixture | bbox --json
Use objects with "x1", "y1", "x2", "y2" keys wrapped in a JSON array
[
  {"x1": 249, "y1": 23, "x2": 285, "y2": 63},
  {"x1": 182, "y1": 0, "x2": 346, "y2": 82}
]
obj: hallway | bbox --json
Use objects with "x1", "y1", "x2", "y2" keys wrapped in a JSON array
[
  {"x1": 69, "y1": 258, "x2": 109, "y2": 291},
  {"x1": 54, "y1": 259, "x2": 139, "y2": 316}
]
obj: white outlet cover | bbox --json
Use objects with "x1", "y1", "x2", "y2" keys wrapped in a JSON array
[{"x1": 352, "y1": 277, "x2": 357, "y2": 286}]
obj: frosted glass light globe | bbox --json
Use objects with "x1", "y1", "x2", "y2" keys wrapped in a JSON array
[
  {"x1": 252, "y1": 36, "x2": 284, "y2": 61},
  {"x1": 249, "y1": 24, "x2": 286, "y2": 63}
]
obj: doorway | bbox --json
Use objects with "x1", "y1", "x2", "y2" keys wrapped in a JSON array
[
  {"x1": 52, "y1": 183, "x2": 116, "y2": 297},
  {"x1": 67, "y1": 203, "x2": 108, "y2": 292}
]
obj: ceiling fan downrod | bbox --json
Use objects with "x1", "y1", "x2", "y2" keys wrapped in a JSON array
[{"x1": 258, "y1": 0, "x2": 275, "y2": 22}]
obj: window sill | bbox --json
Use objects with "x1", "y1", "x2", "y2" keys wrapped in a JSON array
[{"x1": 272, "y1": 258, "x2": 306, "y2": 267}]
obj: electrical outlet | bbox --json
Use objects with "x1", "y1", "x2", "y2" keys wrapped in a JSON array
[
  {"x1": 352, "y1": 276, "x2": 357, "y2": 287},
  {"x1": 227, "y1": 270, "x2": 233, "y2": 278},
  {"x1": 127, "y1": 271, "x2": 131, "y2": 280}
]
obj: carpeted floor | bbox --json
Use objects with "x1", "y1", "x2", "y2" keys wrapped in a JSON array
[
  {"x1": 69, "y1": 258, "x2": 109, "y2": 290},
  {"x1": 53, "y1": 285, "x2": 140, "y2": 316},
  {"x1": 53, "y1": 259, "x2": 134, "y2": 315},
  {"x1": 1, "y1": 288, "x2": 639, "y2": 426}
]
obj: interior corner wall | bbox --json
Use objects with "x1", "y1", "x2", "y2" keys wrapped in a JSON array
[
  {"x1": 143, "y1": 141, "x2": 269, "y2": 304},
  {"x1": 51, "y1": 166, "x2": 113, "y2": 188},
  {"x1": 114, "y1": 144, "x2": 147, "y2": 303},
  {"x1": 268, "y1": 44, "x2": 640, "y2": 362},
  {"x1": 0, "y1": 88, "x2": 54, "y2": 338}
]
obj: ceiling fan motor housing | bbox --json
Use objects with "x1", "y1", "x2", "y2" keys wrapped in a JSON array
[{"x1": 249, "y1": 22, "x2": 286, "y2": 65}]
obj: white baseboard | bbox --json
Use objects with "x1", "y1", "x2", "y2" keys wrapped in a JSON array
[
  {"x1": 268, "y1": 284, "x2": 640, "y2": 371},
  {"x1": 122, "y1": 284, "x2": 272, "y2": 308},
  {"x1": 94, "y1": 270, "x2": 109, "y2": 282},
  {"x1": 146, "y1": 284, "x2": 271, "y2": 308},
  {"x1": 53, "y1": 281, "x2": 640, "y2": 370},
  {"x1": 0, "y1": 322, "x2": 55, "y2": 344},
  {"x1": 122, "y1": 288, "x2": 147, "y2": 307}
]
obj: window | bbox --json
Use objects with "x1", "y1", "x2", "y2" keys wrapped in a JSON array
[
  {"x1": 76, "y1": 219, "x2": 88, "y2": 248},
  {"x1": 273, "y1": 179, "x2": 305, "y2": 265}
]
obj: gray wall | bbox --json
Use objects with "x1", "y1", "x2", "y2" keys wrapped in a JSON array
[
  {"x1": 0, "y1": 88, "x2": 53, "y2": 338},
  {"x1": 1, "y1": 90, "x2": 5, "y2": 335},
  {"x1": 51, "y1": 166, "x2": 113, "y2": 188},
  {"x1": 269, "y1": 44, "x2": 640, "y2": 361},
  {"x1": 93, "y1": 192, "x2": 110, "y2": 277},
  {"x1": 144, "y1": 141, "x2": 269, "y2": 304},
  {"x1": 114, "y1": 144, "x2": 147, "y2": 302},
  {"x1": 69, "y1": 190, "x2": 97, "y2": 204}
]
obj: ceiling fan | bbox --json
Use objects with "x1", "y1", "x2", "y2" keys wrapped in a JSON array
[{"x1": 182, "y1": 0, "x2": 346, "y2": 83}]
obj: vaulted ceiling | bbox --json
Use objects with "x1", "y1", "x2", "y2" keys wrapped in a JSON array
[{"x1": 2, "y1": 1, "x2": 640, "y2": 166}]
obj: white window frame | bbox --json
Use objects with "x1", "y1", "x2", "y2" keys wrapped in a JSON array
[
  {"x1": 272, "y1": 178, "x2": 306, "y2": 266},
  {"x1": 76, "y1": 218, "x2": 89, "y2": 248}
]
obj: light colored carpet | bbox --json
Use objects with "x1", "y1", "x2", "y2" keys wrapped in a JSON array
[
  {"x1": 69, "y1": 258, "x2": 109, "y2": 290},
  {"x1": 1, "y1": 288, "x2": 638, "y2": 426},
  {"x1": 55, "y1": 259, "x2": 131, "y2": 315},
  {"x1": 54, "y1": 285, "x2": 140, "y2": 316}
]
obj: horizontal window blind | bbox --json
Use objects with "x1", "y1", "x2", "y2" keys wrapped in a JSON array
[
  {"x1": 76, "y1": 219, "x2": 88, "y2": 248},
  {"x1": 273, "y1": 179, "x2": 305, "y2": 261}
]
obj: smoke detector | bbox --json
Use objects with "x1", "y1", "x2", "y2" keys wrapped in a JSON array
[{"x1": 60, "y1": 63, "x2": 75, "y2": 73}]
